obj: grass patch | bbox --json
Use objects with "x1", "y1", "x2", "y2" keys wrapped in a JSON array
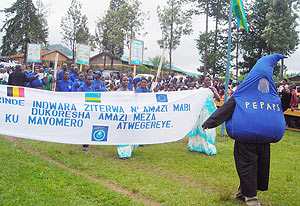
[
  {"x1": 1, "y1": 127, "x2": 299, "y2": 205},
  {"x1": 0, "y1": 137, "x2": 143, "y2": 206}
]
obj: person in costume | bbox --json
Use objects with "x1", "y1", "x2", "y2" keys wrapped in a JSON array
[
  {"x1": 202, "y1": 54, "x2": 290, "y2": 206},
  {"x1": 117, "y1": 76, "x2": 138, "y2": 159},
  {"x1": 187, "y1": 76, "x2": 220, "y2": 155}
]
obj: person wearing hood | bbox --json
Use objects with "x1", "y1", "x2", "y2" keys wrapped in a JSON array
[{"x1": 202, "y1": 54, "x2": 290, "y2": 206}]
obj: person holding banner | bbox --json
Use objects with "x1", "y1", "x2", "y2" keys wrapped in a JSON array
[
  {"x1": 30, "y1": 66, "x2": 45, "y2": 89},
  {"x1": 56, "y1": 71, "x2": 73, "y2": 92},
  {"x1": 135, "y1": 78, "x2": 152, "y2": 93},
  {"x1": 78, "y1": 74, "x2": 94, "y2": 92},
  {"x1": 117, "y1": 76, "x2": 137, "y2": 159},
  {"x1": 8, "y1": 65, "x2": 38, "y2": 86},
  {"x1": 187, "y1": 76, "x2": 220, "y2": 155},
  {"x1": 77, "y1": 74, "x2": 94, "y2": 151}
]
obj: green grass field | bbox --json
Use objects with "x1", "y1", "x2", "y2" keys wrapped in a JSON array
[{"x1": 1, "y1": 128, "x2": 299, "y2": 206}]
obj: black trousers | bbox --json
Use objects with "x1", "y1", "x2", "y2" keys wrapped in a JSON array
[{"x1": 234, "y1": 141, "x2": 270, "y2": 197}]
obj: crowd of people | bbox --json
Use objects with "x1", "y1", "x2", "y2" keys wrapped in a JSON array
[{"x1": 1, "y1": 63, "x2": 299, "y2": 111}]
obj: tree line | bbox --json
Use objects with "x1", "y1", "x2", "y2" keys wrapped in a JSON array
[{"x1": 1, "y1": 0, "x2": 299, "y2": 77}]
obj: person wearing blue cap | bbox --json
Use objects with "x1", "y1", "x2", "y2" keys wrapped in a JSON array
[
  {"x1": 92, "y1": 71, "x2": 107, "y2": 92},
  {"x1": 202, "y1": 54, "x2": 290, "y2": 206}
]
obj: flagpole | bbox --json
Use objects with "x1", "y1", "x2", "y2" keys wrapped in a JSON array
[{"x1": 221, "y1": 0, "x2": 233, "y2": 136}]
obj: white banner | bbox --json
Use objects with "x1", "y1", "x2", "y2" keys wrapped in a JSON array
[{"x1": 0, "y1": 85, "x2": 211, "y2": 145}]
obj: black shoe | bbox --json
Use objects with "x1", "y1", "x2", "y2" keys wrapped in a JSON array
[
  {"x1": 236, "y1": 191, "x2": 245, "y2": 202},
  {"x1": 82, "y1": 145, "x2": 89, "y2": 151}
]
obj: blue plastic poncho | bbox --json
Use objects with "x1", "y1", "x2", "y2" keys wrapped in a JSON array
[{"x1": 226, "y1": 54, "x2": 287, "y2": 143}]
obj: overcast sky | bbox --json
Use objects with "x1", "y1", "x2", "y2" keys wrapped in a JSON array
[{"x1": 0, "y1": 0, "x2": 299, "y2": 75}]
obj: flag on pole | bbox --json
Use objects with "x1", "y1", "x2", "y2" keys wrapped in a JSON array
[{"x1": 232, "y1": 0, "x2": 248, "y2": 32}]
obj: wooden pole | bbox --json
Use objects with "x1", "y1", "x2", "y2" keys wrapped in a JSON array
[
  {"x1": 52, "y1": 53, "x2": 59, "y2": 91},
  {"x1": 80, "y1": 64, "x2": 83, "y2": 72},
  {"x1": 156, "y1": 48, "x2": 165, "y2": 82},
  {"x1": 151, "y1": 48, "x2": 165, "y2": 91},
  {"x1": 133, "y1": 65, "x2": 136, "y2": 78}
]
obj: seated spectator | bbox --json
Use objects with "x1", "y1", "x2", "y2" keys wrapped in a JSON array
[
  {"x1": 296, "y1": 87, "x2": 300, "y2": 105},
  {"x1": 289, "y1": 84, "x2": 298, "y2": 111}
]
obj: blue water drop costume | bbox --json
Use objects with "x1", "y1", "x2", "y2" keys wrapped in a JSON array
[{"x1": 202, "y1": 54, "x2": 289, "y2": 198}]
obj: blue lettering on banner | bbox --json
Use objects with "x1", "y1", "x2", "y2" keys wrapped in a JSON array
[
  {"x1": 98, "y1": 113, "x2": 127, "y2": 121},
  {"x1": 143, "y1": 105, "x2": 167, "y2": 112},
  {"x1": 133, "y1": 113, "x2": 156, "y2": 121},
  {"x1": 116, "y1": 120, "x2": 171, "y2": 130},
  {"x1": 28, "y1": 116, "x2": 84, "y2": 127},
  {"x1": 0, "y1": 96, "x2": 25, "y2": 106},
  {"x1": 91, "y1": 126, "x2": 109, "y2": 142},
  {"x1": 33, "y1": 101, "x2": 77, "y2": 111},
  {"x1": 5, "y1": 114, "x2": 19, "y2": 123},
  {"x1": 156, "y1": 94, "x2": 168, "y2": 103},
  {"x1": 131, "y1": 106, "x2": 138, "y2": 113},
  {"x1": 31, "y1": 108, "x2": 90, "y2": 119},
  {"x1": 84, "y1": 104, "x2": 124, "y2": 113},
  {"x1": 173, "y1": 104, "x2": 191, "y2": 112}
]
